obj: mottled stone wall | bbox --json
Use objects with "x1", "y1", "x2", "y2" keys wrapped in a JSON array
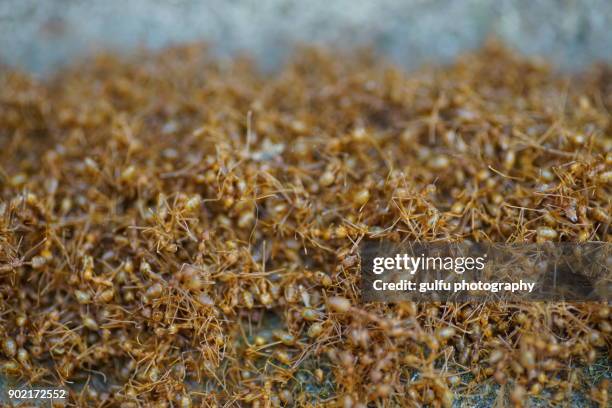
[{"x1": 1, "y1": 0, "x2": 611, "y2": 74}]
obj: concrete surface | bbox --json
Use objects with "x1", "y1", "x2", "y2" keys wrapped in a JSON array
[{"x1": 0, "y1": 0, "x2": 611, "y2": 74}]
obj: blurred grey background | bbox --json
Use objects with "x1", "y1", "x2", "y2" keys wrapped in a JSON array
[{"x1": 0, "y1": 0, "x2": 611, "y2": 74}]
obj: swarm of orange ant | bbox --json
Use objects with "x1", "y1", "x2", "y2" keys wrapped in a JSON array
[{"x1": 0, "y1": 41, "x2": 610, "y2": 407}]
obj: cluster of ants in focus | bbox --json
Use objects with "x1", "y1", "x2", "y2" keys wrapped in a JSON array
[{"x1": 0, "y1": 42, "x2": 610, "y2": 406}]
